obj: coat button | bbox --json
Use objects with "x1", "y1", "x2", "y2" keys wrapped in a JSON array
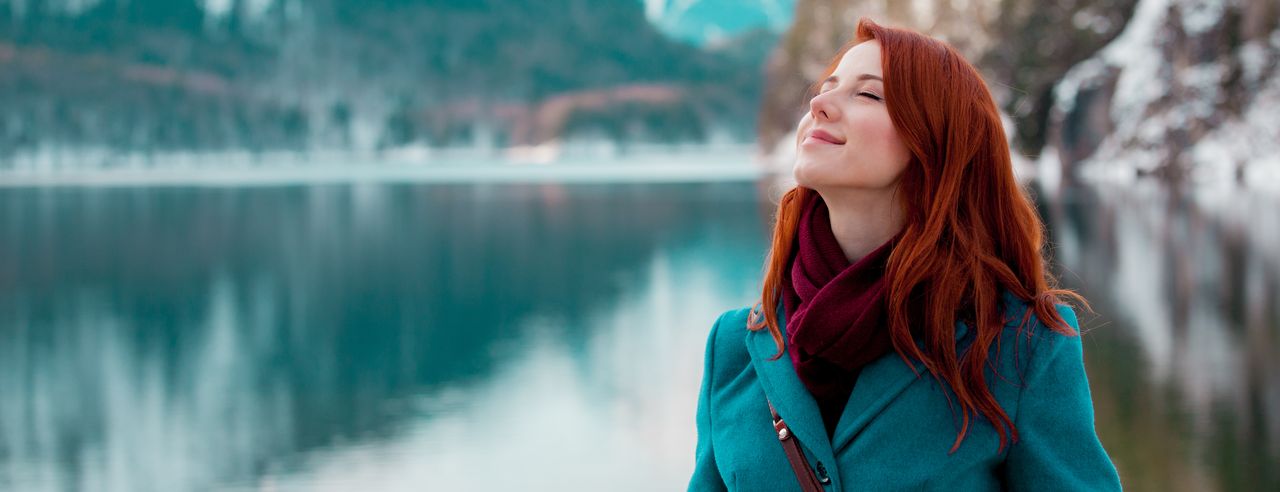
[
  {"x1": 815, "y1": 461, "x2": 830, "y2": 484},
  {"x1": 777, "y1": 428, "x2": 790, "y2": 440}
]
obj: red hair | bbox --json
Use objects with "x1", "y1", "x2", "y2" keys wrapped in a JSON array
[{"x1": 747, "y1": 18, "x2": 1088, "y2": 454}]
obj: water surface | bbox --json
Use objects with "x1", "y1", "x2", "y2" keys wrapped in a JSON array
[{"x1": 0, "y1": 179, "x2": 1275, "y2": 491}]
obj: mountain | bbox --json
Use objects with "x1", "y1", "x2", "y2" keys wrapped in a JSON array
[
  {"x1": 0, "y1": 0, "x2": 772, "y2": 161},
  {"x1": 756, "y1": 0, "x2": 1139, "y2": 167},
  {"x1": 1045, "y1": 0, "x2": 1280, "y2": 183},
  {"x1": 757, "y1": 0, "x2": 1278, "y2": 184}
]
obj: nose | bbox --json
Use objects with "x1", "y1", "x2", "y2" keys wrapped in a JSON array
[{"x1": 809, "y1": 90, "x2": 839, "y2": 122}]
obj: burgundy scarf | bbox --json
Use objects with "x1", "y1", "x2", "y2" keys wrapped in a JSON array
[{"x1": 782, "y1": 194, "x2": 901, "y2": 438}]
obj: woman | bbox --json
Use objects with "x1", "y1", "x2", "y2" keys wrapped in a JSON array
[{"x1": 688, "y1": 18, "x2": 1122, "y2": 491}]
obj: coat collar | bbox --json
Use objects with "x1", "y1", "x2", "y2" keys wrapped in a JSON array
[{"x1": 745, "y1": 301, "x2": 974, "y2": 488}]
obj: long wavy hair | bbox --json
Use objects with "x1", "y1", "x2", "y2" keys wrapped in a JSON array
[{"x1": 747, "y1": 17, "x2": 1088, "y2": 454}]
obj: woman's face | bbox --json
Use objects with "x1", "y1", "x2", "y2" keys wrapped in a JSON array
[{"x1": 793, "y1": 39, "x2": 912, "y2": 194}]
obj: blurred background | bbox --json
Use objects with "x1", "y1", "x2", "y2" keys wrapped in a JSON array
[{"x1": 1, "y1": 0, "x2": 1277, "y2": 490}]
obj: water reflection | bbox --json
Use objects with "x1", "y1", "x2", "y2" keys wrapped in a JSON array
[
  {"x1": 1039, "y1": 182, "x2": 1280, "y2": 491},
  {"x1": 269, "y1": 249, "x2": 744, "y2": 491},
  {"x1": 1, "y1": 179, "x2": 1277, "y2": 490},
  {"x1": 0, "y1": 183, "x2": 769, "y2": 490}
]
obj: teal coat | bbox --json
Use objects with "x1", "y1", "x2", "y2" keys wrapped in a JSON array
[{"x1": 688, "y1": 294, "x2": 1122, "y2": 491}]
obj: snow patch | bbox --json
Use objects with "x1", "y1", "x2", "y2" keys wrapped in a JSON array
[
  {"x1": 1051, "y1": 0, "x2": 1280, "y2": 185},
  {"x1": 1105, "y1": 0, "x2": 1172, "y2": 113},
  {"x1": 1180, "y1": 0, "x2": 1224, "y2": 36}
]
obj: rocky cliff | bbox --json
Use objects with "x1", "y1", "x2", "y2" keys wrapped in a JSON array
[
  {"x1": 757, "y1": 0, "x2": 1138, "y2": 165},
  {"x1": 760, "y1": 0, "x2": 1278, "y2": 185},
  {"x1": 1045, "y1": 0, "x2": 1279, "y2": 183}
]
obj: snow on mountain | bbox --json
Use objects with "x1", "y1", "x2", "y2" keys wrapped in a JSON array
[
  {"x1": 1046, "y1": 0, "x2": 1280, "y2": 185},
  {"x1": 756, "y1": 0, "x2": 1137, "y2": 170}
]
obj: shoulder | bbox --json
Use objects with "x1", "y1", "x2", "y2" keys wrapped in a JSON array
[
  {"x1": 701, "y1": 306, "x2": 754, "y2": 380},
  {"x1": 998, "y1": 300, "x2": 1120, "y2": 490},
  {"x1": 998, "y1": 292, "x2": 1081, "y2": 340},
  {"x1": 995, "y1": 294, "x2": 1087, "y2": 379},
  {"x1": 710, "y1": 306, "x2": 754, "y2": 338}
]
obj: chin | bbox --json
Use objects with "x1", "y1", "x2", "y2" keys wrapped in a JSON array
[
  {"x1": 791, "y1": 161, "x2": 813, "y2": 187},
  {"x1": 792, "y1": 157, "x2": 832, "y2": 188}
]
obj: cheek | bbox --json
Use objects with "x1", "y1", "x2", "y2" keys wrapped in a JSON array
[
  {"x1": 849, "y1": 117, "x2": 910, "y2": 168},
  {"x1": 794, "y1": 114, "x2": 813, "y2": 148},
  {"x1": 855, "y1": 117, "x2": 902, "y2": 152}
]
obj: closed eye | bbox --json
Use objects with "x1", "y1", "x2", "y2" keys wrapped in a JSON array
[{"x1": 859, "y1": 92, "x2": 883, "y2": 101}]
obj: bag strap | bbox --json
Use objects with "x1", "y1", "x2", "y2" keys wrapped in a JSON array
[{"x1": 768, "y1": 399, "x2": 827, "y2": 491}]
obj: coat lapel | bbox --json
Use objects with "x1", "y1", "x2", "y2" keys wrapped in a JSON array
[
  {"x1": 744, "y1": 302, "x2": 842, "y2": 490},
  {"x1": 745, "y1": 300, "x2": 977, "y2": 488},
  {"x1": 830, "y1": 319, "x2": 971, "y2": 454}
]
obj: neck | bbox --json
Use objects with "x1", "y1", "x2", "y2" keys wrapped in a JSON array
[{"x1": 817, "y1": 188, "x2": 904, "y2": 264}]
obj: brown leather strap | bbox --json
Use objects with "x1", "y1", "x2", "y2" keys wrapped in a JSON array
[{"x1": 768, "y1": 399, "x2": 827, "y2": 491}]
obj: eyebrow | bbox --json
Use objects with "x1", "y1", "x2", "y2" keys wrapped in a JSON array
[{"x1": 823, "y1": 74, "x2": 883, "y2": 84}]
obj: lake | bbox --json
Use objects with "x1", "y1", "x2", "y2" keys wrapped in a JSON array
[{"x1": 1, "y1": 178, "x2": 1276, "y2": 491}]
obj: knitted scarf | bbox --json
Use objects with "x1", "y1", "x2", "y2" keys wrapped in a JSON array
[{"x1": 782, "y1": 194, "x2": 901, "y2": 438}]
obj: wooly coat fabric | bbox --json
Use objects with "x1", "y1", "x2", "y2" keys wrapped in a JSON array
[{"x1": 688, "y1": 293, "x2": 1123, "y2": 491}]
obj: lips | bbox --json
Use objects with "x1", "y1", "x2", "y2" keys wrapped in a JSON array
[{"x1": 807, "y1": 129, "x2": 846, "y2": 145}]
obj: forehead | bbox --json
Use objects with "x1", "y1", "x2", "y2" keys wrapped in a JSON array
[{"x1": 831, "y1": 40, "x2": 882, "y2": 79}]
